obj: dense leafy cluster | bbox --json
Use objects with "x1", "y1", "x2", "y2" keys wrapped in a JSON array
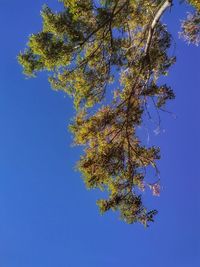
[
  {"x1": 180, "y1": 11, "x2": 200, "y2": 45},
  {"x1": 179, "y1": 1, "x2": 200, "y2": 45},
  {"x1": 18, "y1": 0, "x2": 199, "y2": 226},
  {"x1": 188, "y1": 0, "x2": 200, "y2": 11}
]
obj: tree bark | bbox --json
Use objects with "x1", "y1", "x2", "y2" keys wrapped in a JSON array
[{"x1": 145, "y1": 0, "x2": 173, "y2": 55}]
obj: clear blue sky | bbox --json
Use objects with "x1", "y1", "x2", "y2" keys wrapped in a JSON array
[{"x1": 0, "y1": 1, "x2": 199, "y2": 266}]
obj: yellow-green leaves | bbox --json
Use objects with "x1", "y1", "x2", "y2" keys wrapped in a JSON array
[
  {"x1": 188, "y1": 0, "x2": 200, "y2": 11},
  {"x1": 18, "y1": 49, "x2": 44, "y2": 76},
  {"x1": 180, "y1": 11, "x2": 200, "y2": 46},
  {"x1": 18, "y1": 0, "x2": 198, "y2": 226}
]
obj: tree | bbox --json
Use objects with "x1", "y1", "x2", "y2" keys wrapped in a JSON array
[{"x1": 18, "y1": 0, "x2": 200, "y2": 226}]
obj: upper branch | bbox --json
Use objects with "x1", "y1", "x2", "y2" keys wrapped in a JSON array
[{"x1": 145, "y1": 0, "x2": 173, "y2": 55}]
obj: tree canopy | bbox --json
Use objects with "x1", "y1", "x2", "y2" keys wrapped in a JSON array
[{"x1": 18, "y1": 0, "x2": 200, "y2": 226}]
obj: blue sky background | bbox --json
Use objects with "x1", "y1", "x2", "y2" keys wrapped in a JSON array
[{"x1": 0, "y1": 1, "x2": 199, "y2": 266}]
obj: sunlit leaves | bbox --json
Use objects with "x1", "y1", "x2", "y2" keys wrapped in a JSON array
[
  {"x1": 18, "y1": 0, "x2": 199, "y2": 226},
  {"x1": 180, "y1": 12, "x2": 200, "y2": 46}
]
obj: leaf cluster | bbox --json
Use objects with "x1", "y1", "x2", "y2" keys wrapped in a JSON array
[{"x1": 18, "y1": 0, "x2": 198, "y2": 226}]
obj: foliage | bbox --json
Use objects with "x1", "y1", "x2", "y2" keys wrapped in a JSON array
[
  {"x1": 180, "y1": 11, "x2": 200, "y2": 45},
  {"x1": 188, "y1": 0, "x2": 200, "y2": 11},
  {"x1": 18, "y1": 0, "x2": 199, "y2": 226}
]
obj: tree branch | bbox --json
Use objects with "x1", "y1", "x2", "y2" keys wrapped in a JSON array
[
  {"x1": 145, "y1": 0, "x2": 173, "y2": 55},
  {"x1": 78, "y1": 0, "x2": 128, "y2": 48}
]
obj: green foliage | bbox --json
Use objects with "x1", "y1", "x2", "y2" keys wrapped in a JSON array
[
  {"x1": 18, "y1": 0, "x2": 199, "y2": 226},
  {"x1": 180, "y1": 11, "x2": 200, "y2": 46},
  {"x1": 188, "y1": 0, "x2": 200, "y2": 11}
]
